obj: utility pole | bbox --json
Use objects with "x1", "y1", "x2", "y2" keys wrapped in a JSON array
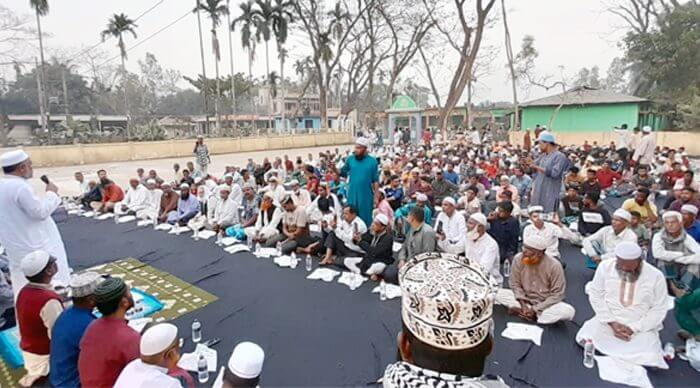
[
  {"x1": 35, "y1": 57, "x2": 48, "y2": 143},
  {"x1": 61, "y1": 66, "x2": 70, "y2": 117},
  {"x1": 226, "y1": 0, "x2": 237, "y2": 132},
  {"x1": 195, "y1": 0, "x2": 210, "y2": 135}
]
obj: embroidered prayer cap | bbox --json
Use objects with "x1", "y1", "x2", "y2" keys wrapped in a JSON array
[
  {"x1": 69, "y1": 271, "x2": 102, "y2": 297},
  {"x1": 94, "y1": 277, "x2": 127, "y2": 304},
  {"x1": 612, "y1": 208, "x2": 632, "y2": 222},
  {"x1": 399, "y1": 252, "x2": 493, "y2": 350},
  {"x1": 523, "y1": 235, "x2": 548, "y2": 251},
  {"x1": 21, "y1": 250, "x2": 52, "y2": 277},
  {"x1": 1, "y1": 149, "x2": 29, "y2": 167},
  {"x1": 468, "y1": 213, "x2": 487, "y2": 226},
  {"x1": 228, "y1": 342, "x2": 265, "y2": 379},
  {"x1": 140, "y1": 323, "x2": 178, "y2": 356},
  {"x1": 681, "y1": 204, "x2": 699, "y2": 216},
  {"x1": 355, "y1": 137, "x2": 370, "y2": 148},
  {"x1": 662, "y1": 210, "x2": 682, "y2": 223},
  {"x1": 374, "y1": 213, "x2": 389, "y2": 226},
  {"x1": 614, "y1": 241, "x2": 642, "y2": 261}
]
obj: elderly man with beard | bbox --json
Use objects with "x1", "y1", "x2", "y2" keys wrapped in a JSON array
[
  {"x1": 576, "y1": 241, "x2": 671, "y2": 368},
  {"x1": 340, "y1": 137, "x2": 379, "y2": 226},
  {"x1": 117, "y1": 178, "x2": 150, "y2": 217},
  {"x1": 528, "y1": 131, "x2": 570, "y2": 213},
  {"x1": 136, "y1": 179, "x2": 163, "y2": 221},
  {"x1": 464, "y1": 213, "x2": 501, "y2": 285},
  {"x1": 167, "y1": 184, "x2": 200, "y2": 226},
  {"x1": 496, "y1": 235, "x2": 575, "y2": 324},
  {"x1": 211, "y1": 185, "x2": 238, "y2": 235},
  {"x1": 434, "y1": 197, "x2": 467, "y2": 254},
  {"x1": 158, "y1": 183, "x2": 179, "y2": 224},
  {"x1": 652, "y1": 211, "x2": 700, "y2": 294},
  {"x1": 582, "y1": 208, "x2": 638, "y2": 269},
  {"x1": 343, "y1": 214, "x2": 393, "y2": 281}
]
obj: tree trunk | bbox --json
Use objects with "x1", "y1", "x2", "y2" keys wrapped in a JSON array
[
  {"x1": 501, "y1": 0, "x2": 519, "y2": 131},
  {"x1": 195, "y1": 2, "x2": 209, "y2": 134},
  {"x1": 35, "y1": 11, "x2": 50, "y2": 144},
  {"x1": 279, "y1": 46, "x2": 288, "y2": 134},
  {"x1": 34, "y1": 57, "x2": 47, "y2": 143},
  {"x1": 265, "y1": 40, "x2": 272, "y2": 133},
  {"x1": 249, "y1": 47, "x2": 258, "y2": 136},
  {"x1": 120, "y1": 53, "x2": 131, "y2": 140},
  {"x1": 466, "y1": 80, "x2": 473, "y2": 128},
  {"x1": 226, "y1": 0, "x2": 237, "y2": 131},
  {"x1": 61, "y1": 67, "x2": 70, "y2": 117},
  {"x1": 319, "y1": 85, "x2": 328, "y2": 132},
  {"x1": 213, "y1": 29, "x2": 221, "y2": 134}
]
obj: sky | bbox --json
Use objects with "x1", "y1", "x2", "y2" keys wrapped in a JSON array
[{"x1": 2, "y1": 0, "x2": 629, "y2": 105}]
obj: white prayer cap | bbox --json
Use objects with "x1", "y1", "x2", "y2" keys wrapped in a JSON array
[
  {"x1": 416, "y1": 193, "x2": 428, "y2": 202},
  {"x1": 500, "y1": 175, "x2": 510, "y2": 181},
  {"x1": 146, "y1": 179, "x2": 156, "y2": 185},
  {"x1": 355, "y1": 137, "x2": 370, "y2": 148},
  {"x1": 243, "y1": 182, "x2": 255, "y2": 189},
  {"x1": 262, "y1": 191, "x2": 275, "y2": 200},
  {"x1": 642, "y1": 125, "x2": 652, "y2": 133},
  {"x1": 289, "y1": 179, "x2": 300, "y2": 186},
  {"x1": 21, "y1": 250, "x2": 51, "y2": 277},
  {"x1": 612, "y1": 208, "x2": 632, "y2": 222},
  {"x1": 475, "y1": 168, "x2": 485, "y2": 175},
  {"x1": 681, "y1": 204, "x2": 699, "y2": 216},
  {"x1": 1, "y1": 149, "x2": 29, "y2": 167},
  {"x1": 224, "y1": 173, "x2": 233, "y2": 179},
  {"x1": 180, "y1": 183, "x2": 190, "y2": 189},
  {"x1": 268, "y1": 175, "x2": 278, "y2": 182},
  {"x1": 406, "y1": 163, "x2": 414, "y2": 168},
  {"x1": 468, "y1": 212, "x2": 487, "y2": 226},
  {"x1": 527, "y1": 205, "x2": 544, "y2": 214},
  {"x1": 69, "y1": 271, "x2": 102, "y2": 297},
  {"x1": 442, "y1": 197, "x2": 456, "y2": 206},
  {"x1": 523, "y1": 235, "x2": 548, "y2": 251},
  {"x1": 194, "y1": 177, "x2": 203, "y2": 184},
  {"x1": 140, "y1": 323, "x2": 178, "y2": 356},
  {"x1": 410, "y1": 167, "x2": 420, "y2": 173},
  {"x1": 218, "y1": 184, "x2": 231, "y2": 192},
  {"x1": 162, "y1": 181, "x2": 173, "y2": 188},
  {"x1": 228, "y1": 342, "x2": 265, "y2": 379},
  {"x1": 399, "y1": 252, "x2": 493, "y2": 350},
  {"x1": 614, "y1": 241, "x2": 642, "y2": 261},
  {"x1": 663, "y1": 210, "x2": 682, "y2": 223},
  {"x1": 374, "y1": 213, "x2": 389, "y2": 226}
]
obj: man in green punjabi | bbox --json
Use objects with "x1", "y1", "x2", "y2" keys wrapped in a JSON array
[{"x1": 340, "y1": 137, "x2": 379, "y2": 226}]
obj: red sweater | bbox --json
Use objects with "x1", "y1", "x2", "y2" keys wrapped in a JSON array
[{"x1": 16, "y1": 284, "x2": 61, "y2": 355}]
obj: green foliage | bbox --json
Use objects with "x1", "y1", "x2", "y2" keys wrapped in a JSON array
[
  {"x1": 101, "y1": 13, "x2": 138, "y2": 60},
  {"x1": 29, "y1": 0, "x2": 49, "y2": 16}
]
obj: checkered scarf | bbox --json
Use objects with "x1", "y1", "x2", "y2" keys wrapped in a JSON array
[{"x1": 382, "y1": 362, "x2": 507, "y2": 388}]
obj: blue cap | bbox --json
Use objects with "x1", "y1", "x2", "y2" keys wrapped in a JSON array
[{"x1": 537, "y1": 131, "x2": 556, "y2": 144}]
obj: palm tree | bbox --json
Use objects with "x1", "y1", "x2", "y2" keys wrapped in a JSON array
[
  {"x1": 194, "y1": 0, "x2": 210, "y2": 134},
  {"x1": 29, "y1": 0, "x2": 50, "y2": 142},
  {"x1": 101, "y1": 13, "x2": 137, "y2": 139},
  {"x1": 252, "y1": 0, "x2": 274, "y2": 131},
  {"x1": 232, "y1": 0, "x2": 261, "y2": 128},
  {"x1": 196, "y1": 0, "x2": 229, "y2": 134},
  {"x1": 225, "y1": 0, "x2": 237, "y2": 130},
  {"x1": 271, "y1": 0, "x2": 294, "y2": 133}
]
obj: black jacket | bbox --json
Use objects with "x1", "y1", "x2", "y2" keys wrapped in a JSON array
[{"x1": 356, "y1": 231, "x2": 394, "y2": 271}]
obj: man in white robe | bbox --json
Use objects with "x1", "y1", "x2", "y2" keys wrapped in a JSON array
[
  {"x1": 262, "y1": 176, "x2": 286, "y2": 205},
  {"x1": 245, "y1": 192, "x2": 284, "y2": 244},
  {"x1": 582, "y1": 208, "x2": 638, "y2": 269},
  {"x1": 435, "y1": 197, "x2": 467, "y2": 254},
  {"x1": 0, "y1": 150, "x2": 71, "y2": 298},
  {"x1": 117, "y1": 178, "x2": 150, "y2": 215},
  {"x1": 461, "y1": 213, "x2": 501, "y2": 286},
  {"x1": 136, "y1": 179, "x2": 163, "y2": 221},
  {"x1": 211, "y1": 185, "x2": 239, "y2": 233},
  {"x1": 523, "y1": 206, "x2": 579, "y2": 259},
  {"x1": 576, "y1": 241, "x2": 671, "y2": 369},
  {"x1": 289, "y1": 180, "x2": 311, "y2": 209},
  {"x1": 114, "y1": 323, "x2": 182, "y2": 388}
]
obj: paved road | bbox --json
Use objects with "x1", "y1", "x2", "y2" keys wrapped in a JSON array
[{"x1": 26, "y1": 144, "x2": 352, "y2": 197}]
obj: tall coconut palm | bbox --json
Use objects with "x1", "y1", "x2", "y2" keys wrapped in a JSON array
[
  {"x1": 251, "y1": 0, "x2": 274, "y2": 131},
  {"x1": 271, "y1": 0, "x2": 294, "y2": 133},
  {"x1": 101, "y1": 13, "x2": 137, "y2": 139},
  {"x1": 30, "y1": 0, "x2": 50, "y2": 142},
  {"x1": 194, "y1": 0, "x2": 210, "y2": 134},
  {"x1": 196, "y1": 0, "x2": 229, "y2": 134},
  {"x1": 225, "y1": 0, "x2": 237, "y2": 130},
  {"x1": 232, "y1": 0, "x2": 261, "y2": 126}
]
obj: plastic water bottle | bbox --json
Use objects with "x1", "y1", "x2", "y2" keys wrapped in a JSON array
[
  {"x1": 583, "y1": 339, "x2": 595, "y2": 368},
  {"x1": 197, "y1": 354, "x2": 209, "y2": 383},
  {"x1": 216, "y1": 232, "x2": 223, "y2": 246},
  {"x1": 305, "y1": 254, "x2": 312, "y2": 272},
  {"x1": 191, "y1": 319, "x2": 202, "y2": 343},
  {"x1": 193, "y1": 229, "x2": 199, "y2": 241},
  {"x1": 379, "y1": 280, "x2": 387, "y2": 301},
  {"x1": 176, "y1": 224, "x2": 181, "y2": 235},
  {"x1": 276, "y1": 241, "x2": 283, "y2": 255},
  {"x1": 503, "y1": 259, "x2": 511, "y2": 278},
  {"x1": 290, "y1": 252, "x2": 297, "y2": 268},
  {"x1": 255, "y1": 242, "x2": 261, "y2": 254},
  {"x1": 663, "y1": 342, "x2": 676, "y2": 361},
  {"x1": 152, "y1": 217, "x2": 158, "y2": 230}
]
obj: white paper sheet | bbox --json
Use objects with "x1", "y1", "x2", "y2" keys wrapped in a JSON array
[
  {"x1": 338, "y1": 271, "x2": 367, "y2": 290},
  {"x1": 392, "y1": 242, "x2": 402, "y2": 253},
  {"x1": 178, "y1": 344, "x2": 218, "y2": 372},
  {"x1": 309, "y1": 224, "x2": 321, "y2": 233},
  {"x1": 220, "y1": 237, "x2": 238, "y2": 246},
  {"x1": 594, "y1": 356, "x2": 652, "y2": 388},
  {"x1": 67, "y1": 209, "x2": 80, "y2": 215},
  {"x1": 137, "y1": 219, "x2": 153, "y2": 227},
  {"x1": 501, "y1": 322, "x2": 543, "y2": 346},
  {"x1": 117, "y1": 215, "x2": 137, "y2": 223},
  {"x1": 273, "y1": 255, "x2": 293, "y2": 267},
  {"x1": 168, "y1": 226, "x2": 190, "y2": 234},
  {"x1": 81, "y1": 211, "x2": 95, "y2": 218},
  {"x1": 155, "y1": 223, "x2": 172, "y2": 231},
  {"x1": 224, "y1": 244, "x2": 250, "y2": 254},
  {"x1": 127, "y1": 317, "x2": 152, "y2": 333},
  {"x1": 306, "y1": 268, "x2": 340, "y2": 282},
  {"x1": 192, "y1": 230, "x2": 217, "y2": 240},
  {"x1": 371, "y1": 283, "x2": 402, "y2": 299},
  {"x1": 96, "y1": 213, "x2": 115, "y2": 220},
  {"x1": 253, "y1": 247, "x2": 279, "y2": 258}
]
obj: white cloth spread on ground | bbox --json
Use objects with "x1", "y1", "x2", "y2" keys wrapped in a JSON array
[
  {"x1": 594, "y1": 356, "x2": 652, "y2": 388},
  {"x1": 501, "y1": 322, "x2": 544, "y2": 346}
]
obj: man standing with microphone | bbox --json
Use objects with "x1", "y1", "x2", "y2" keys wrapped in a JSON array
[{"x1": 0, "y1": 149, "x2": 71, "y2": 298}]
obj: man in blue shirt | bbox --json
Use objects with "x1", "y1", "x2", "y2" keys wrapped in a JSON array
[
  {"x1": 50, "y1": 272, "x2": 101, "y2": 388},
  {"x1": 385, "y1": 176, "x2": 404, "y2": 210},
  {"x1": 442, "y1": 163, "x2": 460, "y2": 185},
  {"x1": 682, "y1": 204, "x2": 700, "y2": 243},
  {"x1": 167, "y1": 183, "x2": 201, "y2": 225},
  {"x1": 510, "y1": 166, "x2": 532, "y2": 200}
]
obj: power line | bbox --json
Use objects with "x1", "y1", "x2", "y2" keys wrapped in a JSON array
[{"x1": 95, "y1": 9, "x2": 192, "y2": 70}]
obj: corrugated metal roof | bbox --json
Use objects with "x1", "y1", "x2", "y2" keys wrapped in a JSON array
[{"x1": 521, "y1": 86, "x2": 648, "y2": 107}]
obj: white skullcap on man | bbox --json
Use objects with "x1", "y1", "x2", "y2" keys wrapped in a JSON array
[
  {"x1": 355, "y1": 137, "x2": 370, "y2": 148},
  {"x1": 662, "y1": 210, "x2": 682, "y2": 223},
  {"x1": 642, "y1": 125, "x2": 652, "y2": 133},
  {"x1": 681, "y1": 204, "x2": 699, "y2": 216},
  {"x1": 500, "y1": 175, "x2": 509, "y2": 181},
  {"x1": 70, "y1": 271, "x2": 102, "y2": 298},
  {"x1": 180, "y1": 183, "x2": 190, "y2": 189},
  {"x1": 374, "y1": 213, "x2": 389, "y2": 226},
  {"x1": 523, "y1": 235, "x2": 548, "y2": 251},
  {"x1": 21, "y1": 250, "x2": 52, "y2": 277},
  {"x1": 140, "y1": 323, "x2": 178, "y2": 356},
  {"x1": 613, "y1": 208, "x2": 632, "y2": 223},
  {"x1": 415, "y1": 193, "x2": 428, "y2": 202},
  {"x1": 218, "y1": 184, "x2": 231, "y2": 193},
  {"x1": 399, "y1": 252, "x2": 493, "y2": 350},
  {"x1": 527, "y1": 205, "x2": 544, "y2": 214},
  {"x1": 615, "y1": 241, "x2": 642, "y2": 261},
  {"x1": 146, "y1": 179, "x2": 156, "y2": 185},
  {"x1": 442, "y1": 197, "x2": 456, "y2": 206},
  {"x1": 268, "y1": 175, "x2": 278, "y2": 182},
  {"x1": 228, "y1": 342, "x2": 265, "y2": 379},
  {"x1": 0, "y1": 149, "x2": 29, "y2": 167},
  {"x1": 289, "y1": 179, "x2": 299, "y2": 186},
  {"x1": 469, "y1": 212, "x2": 487, "y2": 226}
]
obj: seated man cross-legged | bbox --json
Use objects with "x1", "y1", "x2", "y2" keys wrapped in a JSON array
[
  {"x1": 271, "y1": 195, "x2": 318, "y2": 255},
  {"x1": 496, "y1": 235, "x2": 575, "y2": 324},
  {"x1": 343, "y1": 213, "x2": 394, "y2": 281},
  {"x1": 318, "y1": 206, "x2": 367, "y2": 266}
]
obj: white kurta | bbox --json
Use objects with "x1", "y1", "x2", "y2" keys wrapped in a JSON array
[
  {"x1": 0, "y1": 176, "x2": 71, "y2": 298},
  {"x1": 576, "y1": 260, "x2": 672, "y2": 369},
  {"x1": 464, "y1": 233, "x2": 501, "y2": 285},
  {"x1": 113, "y1": 359, "x2": 182, "y2": 388},
  {"x1": 136, "y1": 189, "x2": 163, "y2": 220},
  {"x1": 336, "y1": 217, "x2": 368, "y2": 253},
  {"x1": 435, "y1": 212, "x2": 467, "y2": 254},
  {"x1": 120, "y1": 184, "x2": 150, "y2": 212},
  {"x1": 291, "y1": 189, "x2": 312, "y2": 208},
  {"x1": 213, "y1": 197, "x2": 239, "y2": 226},
  {"x1": 582, "y1": 226, "x2": 638, "y2": 261}
]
